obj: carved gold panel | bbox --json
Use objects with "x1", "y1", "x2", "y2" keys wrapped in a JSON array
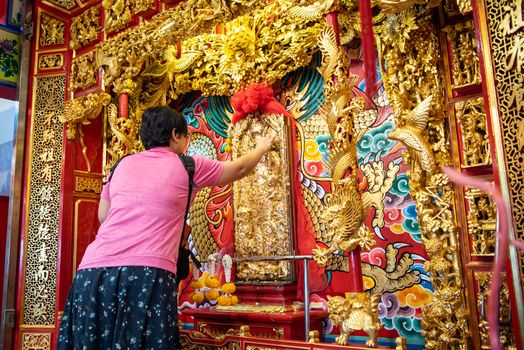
[
  {"x1": 97, "y1": 0, "x2": 326, "y2": 96},
  {"x1": 473, "y1": 272, "x2": 516, "y2": 348},
  {"x1": 455, "y1": 97, "x2": 491, "y2": 167},
  {"x1": 103, "y1": 0, "x2": 133, "y2": 33},
  {"x1": 485, "y1": 0, "x2": 524, "y2": 279},
  {"x1": 70, "y1": 51, "x2": 98, "y2": 92},
  {"x1": 465, "y1": 188, "x2": 496, "y2": 256},
  {"x1": 197, "y1": 323, "x2": 284, "y2": 340},
  {"x1": 42, "y1": 0, "x2": 76, "y2": 10},
  {"x1": 22, "y1": 75, "x2": 65, "y2": 326},
  {"x1": 38, "y1": 54, "x2": 64, "y2": 70},
  {"x1": 70, "y1": 6, "x2": 102, "y2": 50},
  {"x1": 180, "y1": 335, "x2": 240, "y2": 350},
  {"x1": 444, "y1": 0, "x2": 461, "y2": 16},
  {"x1": 378, "y1": 7, "x2": 469, "y2": 349},
  {"x1": 74, "y1": 175, "x2": 103, "y2": 193},
  {"x1": 445, "y1": 0, "x2": 472, "y2": 14},
  {"x1": 39, "y1": 14, "x2": 65, "y2": 47},
  {"x1": 230, "y1": 113, "x2": 294, "y2": 283},
  {"x1": 457, "y1": 0, "x2": 472, "y2": 14},
  {"x1": 134, "y1": 0, "x2": 155, "y2": 15},
  {"x1": 21, "y1": 332, "x2": 51, "y2": 350},
  {"x1": 446, "y1": 20, "x2": 481, "y2": 87}
]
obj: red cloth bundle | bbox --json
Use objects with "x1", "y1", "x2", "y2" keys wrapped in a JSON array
[{"x1": 230, "y1": 83, "x2": 293, "y2": 124}]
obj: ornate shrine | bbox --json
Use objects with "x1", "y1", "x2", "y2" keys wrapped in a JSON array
[{"x1": 1, "y1": 0, "x2": 523, "y2": 349}]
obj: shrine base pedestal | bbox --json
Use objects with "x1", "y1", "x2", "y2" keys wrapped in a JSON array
[
  {"x1": 183, "y1": 306, "x2": 329, "y2": 341},
  {"x1": 234, "y1": 284, "x2": 299, "y2": 305}
]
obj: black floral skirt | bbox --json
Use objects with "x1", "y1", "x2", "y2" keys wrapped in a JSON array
[{"x1": 57, "y1": 266, "x2": 180, "y2": 350}]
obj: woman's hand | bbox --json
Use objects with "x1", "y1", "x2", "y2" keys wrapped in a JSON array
[
  {"x1": 255, "y1": 134, "x2": 277, "y2": 153},
  {"x1": 217, "y1": 133, "x2": 277, "y2": 186}
]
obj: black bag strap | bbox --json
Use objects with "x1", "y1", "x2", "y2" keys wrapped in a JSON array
[
  {"x1": 104, "y1": 154, "x2": 131, "y2": 184},
  {"x1": 178, "y1": 155, "x2": 202, "y2": 269},
  {"x1": 178, "y1": 154, "x2": 196, "y2": 188}
]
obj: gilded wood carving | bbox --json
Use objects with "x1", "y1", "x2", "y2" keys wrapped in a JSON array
[
  {"x1": 377, "y1": 6, "x2": 469, "y2": 349},
  {"x1": 70, "y1": 7, "x2": 101, "y2": 50},
  {"x1": 70, "y1": 51, "x2": 98, "y2": 92},
  {"x1": 40, "y1": 14, "x2": 65, "y2": 46}
]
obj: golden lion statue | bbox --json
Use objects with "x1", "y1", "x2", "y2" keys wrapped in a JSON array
[{"x1": 327, "y1": 292, "x2": 382, "y2": 347}]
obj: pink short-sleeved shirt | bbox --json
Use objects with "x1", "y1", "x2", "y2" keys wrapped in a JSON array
[{"x1": 78, "y1": 147, "x2": 224, "y2": 276}]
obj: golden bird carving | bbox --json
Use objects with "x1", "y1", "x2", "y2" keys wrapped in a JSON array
[
  {"x1": 288, "y1": 0, "x2": 335, "y2": 23},
  {"x1": 388, "y1": 96, "x2": 436, "y2": 174},
  {"x1": 141, "y1": 48, "x2": 202, "y2": 77},
  {"x1": 316, "y1": 25, "x2": 339, "y2": 80}
]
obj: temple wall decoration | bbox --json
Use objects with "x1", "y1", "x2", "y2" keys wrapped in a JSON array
[
  {"x1": 69, "y1": 51, "x2": 98, "y2": 92},
  {"x1": 102, "y1": 0, "x2": 133, "y2": 33},
  {"x1": 133, "y1": 0, "x2": 155, "y2": 16},
  {"x1": 446, "y1": 20, "x2": 481, "y2": 88},
  {"x1": 43, "y1": 0, "x2": 76, "y2": 11},
  {"x1": 465, "y1": 188, "x2": 496, "y2": 256},
  {"x1": 171, "y1": 26, "x2": 432, "y2": 350},
  {"x1": 37, "y1": 53, "x2": 64, "y2": 70},
  {"x1": 182, "y1": 104, "x2": 232, "y2": 271},
  {"x1": 39, "y1": 13, "x2": 65, "y2": 47},
  {"x1": 13, "y1": 0, "x2": 524, "y2": 348},
  {"x1": 456, "y1": 0, "x2": 472, "y2": 14},
  {"x1": 62, "y1": 91, "x2": 110, "y2": 140},
  {"x1": 21, "y1": 75, "x2": 65, "y2": 326},
  {"x1": 454, "y1": 98, "x2": 491, "y2": 167},
  {"x1": 376, "y1": 5, "x2": 469, "y2": 348},
  {"x1": 21, "y1": 333, "x2": 52, "y2": 350},
  {"x1": 474, "y1": 272, "x2": 515, "y2": 349},
  {"x1": 70, "y1": 6, "x2": 101, "y2": 50}
]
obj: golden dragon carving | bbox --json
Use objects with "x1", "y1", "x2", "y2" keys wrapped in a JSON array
[{"x1": 312, "y1": 25, "x2": 375, "y2": 267}]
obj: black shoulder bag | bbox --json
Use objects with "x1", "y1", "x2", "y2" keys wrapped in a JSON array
[{"x1": 176, "y1": 154, "x2": 202, "y2": 285}]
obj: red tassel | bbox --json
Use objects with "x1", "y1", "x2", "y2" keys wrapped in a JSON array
[{"x1": 358, "y1": 0, "x2": 377, "y2": 97}]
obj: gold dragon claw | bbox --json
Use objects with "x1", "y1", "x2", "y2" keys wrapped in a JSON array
[{"x1": 312, "y1": 245, "x2": 332, "y2": 266}]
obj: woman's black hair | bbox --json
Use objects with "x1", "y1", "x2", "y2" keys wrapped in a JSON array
[{"x1": 140, "y1": 106, "x2": 188, "y2": 150}]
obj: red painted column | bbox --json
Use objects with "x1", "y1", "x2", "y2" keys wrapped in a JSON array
[
  {"x1": 347, "y1": 248, "x2": 364, "y2": 292},
  {"x1": 358, "y1": 0, "x2": 377, "y2": 96},
  {"x1": 119, "y1": 93, "x2": 129, "y2": 119}
]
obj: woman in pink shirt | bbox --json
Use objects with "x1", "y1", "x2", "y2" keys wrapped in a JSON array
[{"x1": 57, "y1": 106, "x2": 275, "y2": 350}]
